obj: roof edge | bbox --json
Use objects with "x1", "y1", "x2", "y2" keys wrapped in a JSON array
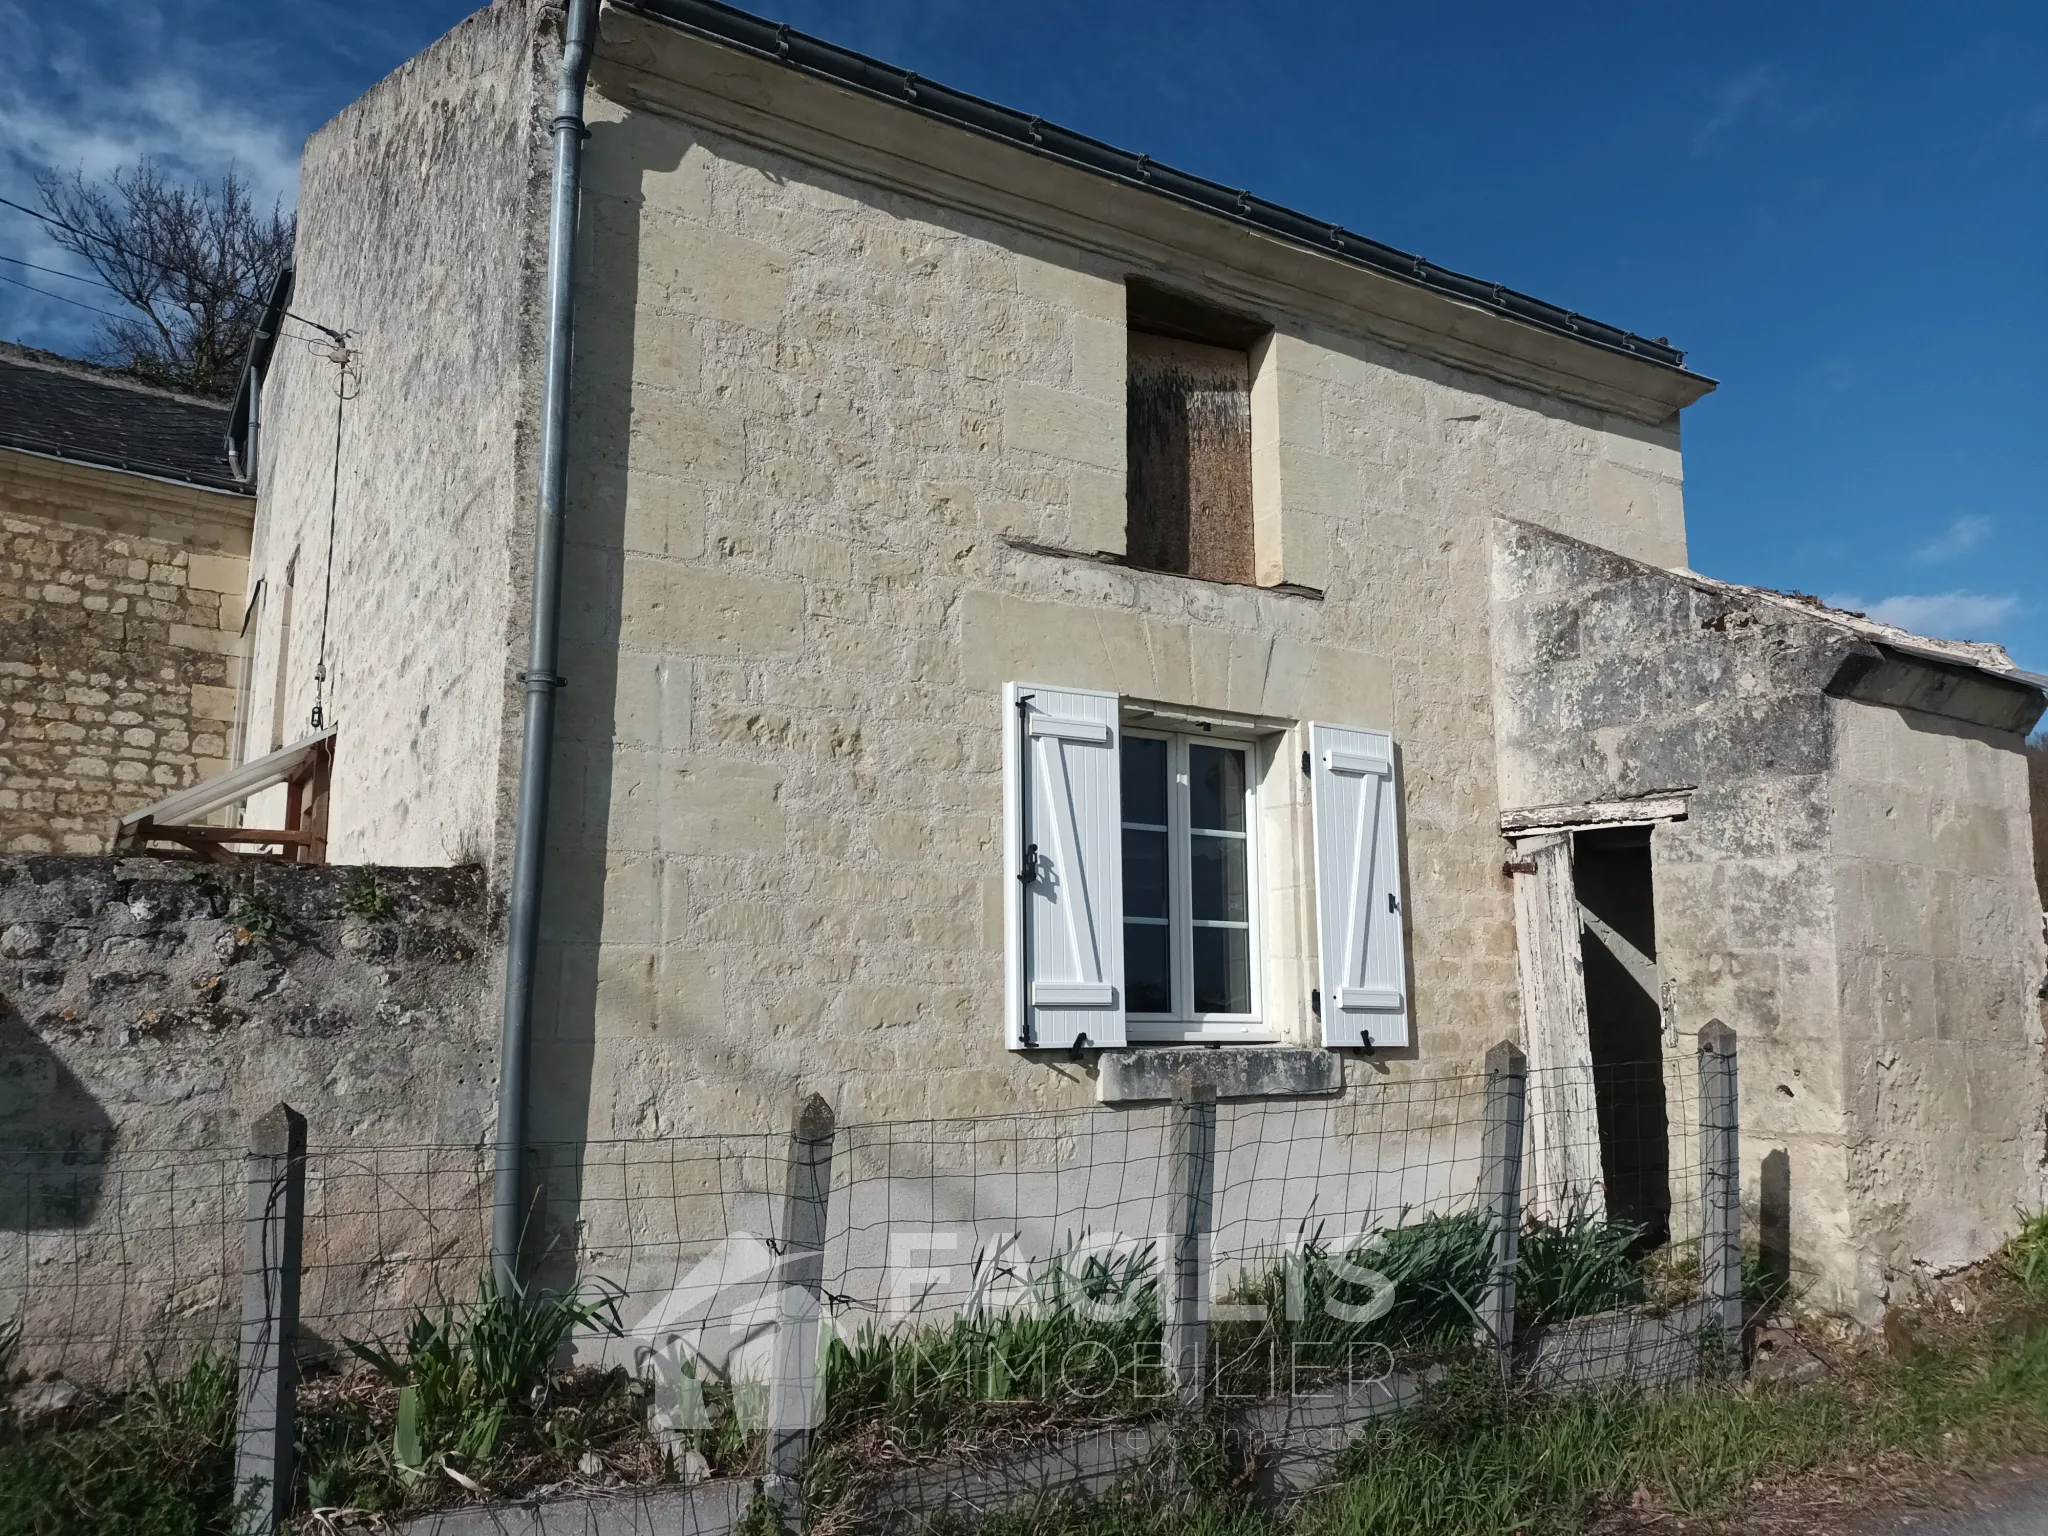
[{"x1": 614, "y1": 0, "x2": 1711, "y2": 386}]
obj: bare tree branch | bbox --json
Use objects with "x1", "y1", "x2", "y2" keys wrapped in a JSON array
[{"x1": 35, "y1": 159, "x2": 295, "y2": 397}]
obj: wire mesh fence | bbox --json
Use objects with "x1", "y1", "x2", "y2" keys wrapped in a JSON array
[{"x1": 0, "y1": 1031, "x2": 1742, "y2": 1526}]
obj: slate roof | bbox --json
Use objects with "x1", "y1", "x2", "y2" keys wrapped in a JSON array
[{"x1": 0, "y1": 342, "x2": 248, "y2": 496}]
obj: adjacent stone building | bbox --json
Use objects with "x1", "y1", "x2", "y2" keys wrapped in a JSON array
[
  {"x1": 0, "y1": 344, "x2": 252, "y2": 853},
  {"x1": 232, "y1": 0, "x2": 2044, "y2": 1323}
]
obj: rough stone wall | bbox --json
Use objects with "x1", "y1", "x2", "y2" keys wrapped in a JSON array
[
  {"x1": 511, "y1": 32, "x2": 1697, "y2": 1160},
  {"x1": 0, "y1": 855, "x2": 493, "y2": 1378},
  {"x1": 1832, "y1": 700, "x2": 2047, "y2": 1300},
  {"x1": 0, "y1": 449, "x2": 250, "y2": 853},
  {"x1": 1491, "y1": 518, "x2": 2047, "y2": 1321},
  {"x1": 243, "y1": 0, "x2": 547, "y2": 864}
]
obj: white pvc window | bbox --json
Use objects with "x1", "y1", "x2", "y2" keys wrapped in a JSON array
[{"x1": 1120, "y1": 730, "x2": 1266, "y2": 1041}]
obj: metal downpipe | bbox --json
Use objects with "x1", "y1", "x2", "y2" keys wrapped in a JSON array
[{"x1": 493, "y1": 0, "x2": 598, "y2": 1294}]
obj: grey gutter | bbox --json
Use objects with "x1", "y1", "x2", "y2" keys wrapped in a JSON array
[
  {"x1": 0, "y1": 433, "x2": 252, "y2": 496},
  {"x1": 493, "y1": 0, "x2": 598, "y2": 1295},
  {"x1": 227, "y1": 266, "x2": 294, "y2": 486},
  {"x1": 618, "y1": 0, "x2": 1708, "y2": 381}
]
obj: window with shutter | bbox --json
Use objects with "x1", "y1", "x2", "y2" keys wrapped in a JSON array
[
  {"x1": 1004, "y1": 683, "x2": 1127, "y2": 1051},
  {"x1": 1309, "y1": 722, "x2": 1410, "y2": 1049}
]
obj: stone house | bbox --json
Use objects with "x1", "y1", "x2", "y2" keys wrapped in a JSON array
[
  {"x1": 236, "y1": 0, "x2": 2045, "y2": 1323},
  {"x1": 0, "y1": 344, "x2": 252, "y2": 853}
]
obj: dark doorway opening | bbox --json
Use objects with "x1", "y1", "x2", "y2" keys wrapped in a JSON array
[{"x1": 1573, "y1": 826, "x2": 1670, "y2": 1245}]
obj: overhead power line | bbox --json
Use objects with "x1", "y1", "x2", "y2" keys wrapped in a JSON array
[
  {"x1": 0, "y1": 269, "x2": 137, "y2": 324},
  {"x1": 0, "y1": 251, "x2": 128, "y2": 293},
  {"x1": 0, "y1": 194, "x2": 343, "y2": 344}
]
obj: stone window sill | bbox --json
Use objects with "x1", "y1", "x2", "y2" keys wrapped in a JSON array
[{"x1": 1096, "y1": 1046, "x2": 1342, "y2": 1104}]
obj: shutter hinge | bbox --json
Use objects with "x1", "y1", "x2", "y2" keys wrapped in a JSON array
[
  {"x1": 1018, "y1": 843, "x2": 1037, "y2": 884},
  {"x1": 1301, "y1": 750, "x2": 1311, "y2": 779},
  {"x1": 1311, "y1": 988, "x2": 1321, "y2": 1019},
  {"x1": 1388, "y1": 892, "x2": 1399, "y2": 914}
]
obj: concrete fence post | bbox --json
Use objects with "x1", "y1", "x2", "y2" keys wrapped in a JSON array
[
  {"x1": 1165, "y1": 1072, "x2": 1218, "y2": 1408},
  {"x1": 767, "y1": 1093, "x2": 836, "y2": 1486},
  {"x1": 235, "y1": 1102, "x2": 306, "y2": 1535},
  {"x1": 1698, "y1": 1020, "x2": 1742, "y2": 1373},
  {"x1": 1478, "y1": 1040, "x2": 1528, "y2": 1362}
]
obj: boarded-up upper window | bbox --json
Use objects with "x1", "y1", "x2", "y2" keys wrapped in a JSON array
[{"x1": 1125, "y1": 281, "x2": 1265, "y2": 586}]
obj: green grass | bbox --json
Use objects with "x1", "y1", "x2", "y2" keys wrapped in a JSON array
[
  {"x1": 0, "y1": 1352, "x2": 247, "y2": 1536},
  {"x1": 968, "y1": 1285, "x2": 2048, "y2": 1536},
  {"x1": 818, "y1": 1236, "x2": 1165, "y2": 1458}
]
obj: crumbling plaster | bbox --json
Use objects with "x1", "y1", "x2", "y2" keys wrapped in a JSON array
[{"x1": 1492, "y1": 518, "x2": 2046, "y2": 1322}]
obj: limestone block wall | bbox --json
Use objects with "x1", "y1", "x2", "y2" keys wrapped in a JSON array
[
  {"x1": 243, "y1": 0, "x2": 548, "y2": 865},
  {"x1": 0, "y1": 450, "x2": 250, "y2": 853},
  {"x1": 1832, "y1": 699, "x2": 2047, "y2": 1299},
  {"x1": 514, "y1": 32, "x2": 1701, "y2": 1163}
]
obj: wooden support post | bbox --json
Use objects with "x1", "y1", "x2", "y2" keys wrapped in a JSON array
[
  {"x1": 1478, "y1": 1040, "x2": 1528, "y2": 1361},
  {"x1": 235, "y1": 1103, "x2": 306, "y2": 1535},
  {"x1": 767, "y1": 1093, "x2": 836, "y2": 1486},
  {"x1": 1698, "y1": 1020, "x2": 1742, "y2": 1373},
  {"x1": 1166, "y1": 1072, "x2": 1218, "y2": 1408},
  {"x1": 1510, "y1": 834, "x2": 1604, "y2": 1221}
]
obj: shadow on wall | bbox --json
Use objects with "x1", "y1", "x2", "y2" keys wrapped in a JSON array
[
  {"x1": 0, "y1": 1012, "x2": 115, "y2": 1229},
  {"x1": 519, "y1": 112, "x2": 679, "y2": 1290}
]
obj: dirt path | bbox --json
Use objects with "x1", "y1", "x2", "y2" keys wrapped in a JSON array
[{"x1": 1849, "y1": 1466, "x2": 2048, "y2": 1535}]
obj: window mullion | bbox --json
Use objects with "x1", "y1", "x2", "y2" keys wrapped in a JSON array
[{"x1": 1170, "y1": 734, "x2": 1193, "y2": 1024}]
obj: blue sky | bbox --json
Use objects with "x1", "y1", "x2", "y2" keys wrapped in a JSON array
[{"x1": 5, "y1": 0, "x2": 2043, "y2": 669}]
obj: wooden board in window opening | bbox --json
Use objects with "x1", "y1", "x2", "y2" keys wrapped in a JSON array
[{"x1": 1126, "y1": 333, "x2": 1255, "y2": 585}]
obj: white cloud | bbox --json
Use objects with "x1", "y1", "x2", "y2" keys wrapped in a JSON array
[
  {"x1": 1911, "y1": 514, "x2": 1994, "y2": 564},
  {"x1": 1693, "y1": 63, "x2": 1783, "y2": 153},
  {"x1": 1823, "y1": 590, "x2": 2021, "y2": 641},
  {"x1": 0, "y1": 0, "x2": 303, "y2": 353}
]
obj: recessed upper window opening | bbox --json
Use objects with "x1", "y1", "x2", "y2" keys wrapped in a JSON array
[{"x1": 1124, "y1": 279, "x2": 1268, "y2": 587}]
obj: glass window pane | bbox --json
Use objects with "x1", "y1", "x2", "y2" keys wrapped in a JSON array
[
  {"x1": 1122, "y1": 735, "x2": 1169, "y2": 826},
  {"x1": 1189, "y1": 833, "x2": 1248, "y2": 922},
  {"x1": 1124, "y1": 922, "x2": 1172, "y2": 1014},
  {"x1": 1191, "y1": 926, "x2": 1252, "y2": 1015},
  {"x1": 1188, "y1": 744, "x2": 1247, "y2": 832},
  {"x1": 1122, "y1": 828, "x2": 1169, "y2": 920}
]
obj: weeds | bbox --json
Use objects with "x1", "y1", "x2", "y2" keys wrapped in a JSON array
[
  {"x1": 229, "y1": 889, "x2": 304, "y2": 948},
  {"x1": 346, "y1": 864, "x2": 395, "y2": 922},
  {"x1": 0, "y1": 1352, "x2": 247, "y2": 1536},
  {"x1": 1516, "y1": 1205, "x2": 1646, "y2": 1328},
  {"x1": 2004, "y1": 1208, "x2": 2048, "y2": 1297},
  {"x1": 305, "y1": 1271, "x2": 628, "y2": 1510}
]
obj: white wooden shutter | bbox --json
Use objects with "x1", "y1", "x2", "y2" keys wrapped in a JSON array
[
  {"x1": 1003, "y1": 682, "x2": 1126, "y2": 1051},
  {"x1": 1309, "y1": 722, "x2": 1410, "y2": 1049}
]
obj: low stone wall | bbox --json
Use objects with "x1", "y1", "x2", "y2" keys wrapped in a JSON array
[{"x1": 0, "y1": 854, "x2": 496, "y2": 1378}]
